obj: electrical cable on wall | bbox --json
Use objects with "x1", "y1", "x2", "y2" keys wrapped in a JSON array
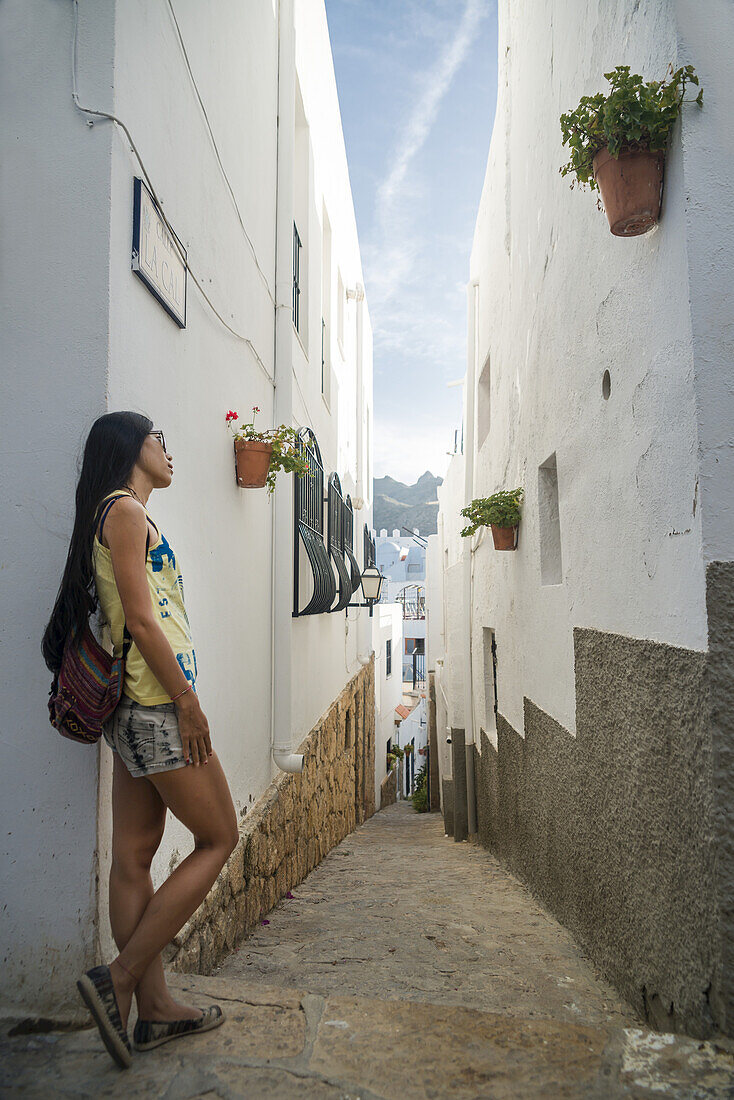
[
  {"x1": 164, "y1": 0, "x2": 276, "y2": 307},
  {"x1": 70, "y1": 0, "x2": 276, "y2": 389}
]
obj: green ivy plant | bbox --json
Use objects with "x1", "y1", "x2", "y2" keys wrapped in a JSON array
[
  {"x1": 560, "y1": 64, "x2": 703, "y2": 192},
  {"x1": 226, "y1": 406, "x2": 310, "y2": 493},
  {"x1": 460, "y1": 488, "x2": 523, "y2": 538}
]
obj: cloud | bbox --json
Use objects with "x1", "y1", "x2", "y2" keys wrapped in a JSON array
[
  {"x1": 363, "y1": 0, "x2": 488, "y2": 335},
  {"x1": 375, "y1": 0, "x2": 486, "y2": 235},
  {"x1": 374, "y1": 407, "x2": 462, "y2": 484}
]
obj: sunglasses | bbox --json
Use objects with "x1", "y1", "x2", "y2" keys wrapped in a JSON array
[{"x1": 149, "y1": 429, "x2": 167, "y2": 452}]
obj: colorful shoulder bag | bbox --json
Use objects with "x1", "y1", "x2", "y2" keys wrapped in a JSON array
[{"x1": 47, "y1": 493, "x2": 145, "y2": 745}]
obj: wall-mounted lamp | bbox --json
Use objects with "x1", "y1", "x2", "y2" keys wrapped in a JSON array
[{"x1": 347, "y1": 564, "x2": 385, "y2": 617}]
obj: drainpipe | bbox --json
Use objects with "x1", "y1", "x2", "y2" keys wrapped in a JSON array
[
  {"x1": 271, "y1": 0, "x2": 302, "y2": 773},
  {"x1": 462, "y1": 280, "x2": 480, "y2": 831},
  {"x1": 347, "y1": 282, "x2": 372, "y2": 667}
]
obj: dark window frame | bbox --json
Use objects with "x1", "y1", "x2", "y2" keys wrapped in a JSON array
[{"x1": 293, "y1": 222, "x2": 302, "y2": 333}]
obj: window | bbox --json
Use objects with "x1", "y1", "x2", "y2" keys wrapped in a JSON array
[
  {"x1": 292, "y1": 222, "x2": 302, "y2": 333},
  {"x1": 405, "y1": 638, "x2": 416, "y2": 655},
  {"x1": 386, "y1": 639, "x2": 392, "y2": 677},
  {"x1": 538, "y1": 453, "x2": 563, "y2": 585},
  {"x1": 321, "y1": 317, "x2": 326, "y2": 394},
  {"x1": 293, "y1": 80, "x2": 309, "y2": 346},
  {"x1": 407, "y1": 563, "x2": 422, "y2": 574},
  {"x1": 482, "y1": 627, "x2": 498, "y2": 734}
]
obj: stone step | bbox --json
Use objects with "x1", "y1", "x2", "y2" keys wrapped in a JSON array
[{"x1": 2, "y1": 974, "x2": 733, "y2": 1098}]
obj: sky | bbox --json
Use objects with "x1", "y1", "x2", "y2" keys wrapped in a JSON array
[{"x1": 325, "y1": 0, "x2": 498, "y2": 485}]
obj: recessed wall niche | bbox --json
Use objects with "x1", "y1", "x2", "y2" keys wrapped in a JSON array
[{"x1": 538, "y1": 453, "x2": 563, "y2": 586}]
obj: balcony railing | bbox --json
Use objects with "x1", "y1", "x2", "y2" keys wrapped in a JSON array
[
  {"x1": 396, "y1": 585, "x2": 425, "y2": 620},
  {"x1": 402, "y1": 652, "x2": 426, "y2": 689}
]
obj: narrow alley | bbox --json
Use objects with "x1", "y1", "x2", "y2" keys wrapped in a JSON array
[{"x1": 3, "y1": 802, "x2": 732, "y2": 1098}]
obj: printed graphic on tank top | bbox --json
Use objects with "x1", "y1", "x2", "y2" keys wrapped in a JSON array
[{"x1": 92, "y1": 492, "x2": 197, "y2": 706}]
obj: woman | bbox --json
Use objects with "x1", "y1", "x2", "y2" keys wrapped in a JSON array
[{"x1": 42, "y1": 412, "x2": 239, "y2": 1069}]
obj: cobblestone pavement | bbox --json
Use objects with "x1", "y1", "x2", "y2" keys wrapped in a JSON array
[{"x1": 3, "y1": 801, "x2": 734, "y2": 1098}]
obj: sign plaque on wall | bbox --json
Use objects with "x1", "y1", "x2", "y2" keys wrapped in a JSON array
[{"x1": 132, "y1": 177, "x2": 187, "y2": 328}]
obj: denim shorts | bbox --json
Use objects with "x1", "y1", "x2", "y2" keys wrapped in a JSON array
[{"x1": 103, "y1": 694, "x2": 188, "y2": 778}]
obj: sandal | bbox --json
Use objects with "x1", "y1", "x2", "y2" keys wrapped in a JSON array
[
  {"x1": 133, "y1": 1003, "x2": 225, "y2": 1051},
  {"x1": 76, "y1": 964, "x2": 132, "y2": 1069}
]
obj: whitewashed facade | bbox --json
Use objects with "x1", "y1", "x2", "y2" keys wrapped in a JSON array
[
  {"x1": 1, "y1": 0, "x2": 373, "y2": 1024},
  {"x1": 427, "y1": 0, "x2": 734, "y2": 1038},
  {"x1": 372, "y1": 603, "x2": 404, "y2": 807}
]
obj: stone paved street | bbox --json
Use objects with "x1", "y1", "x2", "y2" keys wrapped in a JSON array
[{"x1": 3, "y1": 802, "x2": 734, "y2": 1098}]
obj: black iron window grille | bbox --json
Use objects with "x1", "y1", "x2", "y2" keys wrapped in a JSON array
[
  {"x1": 363, "y1": 523, "x2": 376, "y2": 568},
  {"x1": 386, "y1": 638, "x2": 392, "y2": 677},
  {"x1": 344, "y1": 495, "x2": 362, "y2": 593},
  {"x1": 293, "y1": 222, "x2": 302, "y2": 333},
  {"x1": 327, "y1": 473, "x2": 354, "y2": 613},
  {"x1": 293, "y1": 427, "x2": 335, "y2": 616}
]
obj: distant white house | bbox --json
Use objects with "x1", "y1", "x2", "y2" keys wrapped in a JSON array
[
  {"x1": 394, "y1": 696, "x2": 428, "y2": 798},
  {"x1": 376, "y1": 531, "x2": 426, "y2": 688},
  {"x1": 372, "y1": 602, "x2": 403, "y2": 808}
]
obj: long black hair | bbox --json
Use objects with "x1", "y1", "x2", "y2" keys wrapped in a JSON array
[{"x1": 42, "y1": 411, "x2": 153, "y2": 673}]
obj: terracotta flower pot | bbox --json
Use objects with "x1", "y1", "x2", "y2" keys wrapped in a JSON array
[
  {"x1": 592, "y1": 146, "x2": 664, "y2": 237},
  {"x1": 234, "y1": 439, "x2": 273, "y2": 488},
  {"x1": 491, "y1": 524, "x2": 518, "y2": 551}
]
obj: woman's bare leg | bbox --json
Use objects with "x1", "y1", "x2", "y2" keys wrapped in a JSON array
[
  {"x1": 109, "y1": 755, "x2": 203, "y2": 1022},
  {"x1": 108, "y1": 751, "x2": 238, "y2": 1026}
]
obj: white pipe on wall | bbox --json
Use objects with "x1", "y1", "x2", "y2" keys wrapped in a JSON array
[
  {"x1": 271, "y1": 0, "x2": 302, "y2": 773},
  {"x1": 462, "y1": 279, "x2": 480, "y2": 831},
  {"x1": 348, "y1": 281, "x2": 372, "y2": 666}
]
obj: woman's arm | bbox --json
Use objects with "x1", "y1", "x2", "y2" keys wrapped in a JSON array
[{"x1": 104, "y1": 497, "x2": 212, "y2": 766}]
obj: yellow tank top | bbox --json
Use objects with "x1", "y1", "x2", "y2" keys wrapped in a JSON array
[{"x1": 92, "y1": 491, "x2": 197, "y2": 705}]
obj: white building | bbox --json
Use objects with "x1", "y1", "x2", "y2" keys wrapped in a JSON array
[
  {"x1": 372, "y1": 603, "x2": 404, "y2": 807},
  {"x1": 394, "y1": 696, "x2": 428, "y2": 798},
  {"x1": 427, "y1": 0, "x2": 734, "y2": 1039},
  {"x1": 376, "y1": 531, "x2": 426, "y2": 688},
  {"x1": 1, "y1": 0, "x2": 375, "y2": 1024}
]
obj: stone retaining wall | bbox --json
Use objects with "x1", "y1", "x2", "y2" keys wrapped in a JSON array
[{"x1": 167, "y1": 658, "x2": 375, "y2": 974}]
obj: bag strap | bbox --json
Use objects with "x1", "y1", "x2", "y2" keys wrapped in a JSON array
[
  {"x1": 97, "y1": 491, "x2": 131, "y2": 543},
  {"x1": 95, "y1": 491, "x2": 151, "y2": 662}
]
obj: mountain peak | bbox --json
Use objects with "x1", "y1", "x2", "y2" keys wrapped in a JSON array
[{"x1": 373, "y1": 471, "x2": 443, "y2": 535}]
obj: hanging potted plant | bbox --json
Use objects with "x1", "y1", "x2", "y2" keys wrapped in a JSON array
[
  {"x1": 226, "y1": 407, "x2": 309, "y2": 492},
  {"x1": 460, "y1": 488, "x2": 523, "y2": 551},
  {"x1": 559, "y1": 64, "x2": 702, "y2": 236}
]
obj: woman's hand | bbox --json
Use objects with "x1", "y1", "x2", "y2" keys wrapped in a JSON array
[{"x1": 175, "y1": 691, "x2": 213, "y2": 766}]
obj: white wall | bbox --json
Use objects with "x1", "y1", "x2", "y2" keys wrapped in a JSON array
[
  {"x1": 676, "y1": 0, "x2": 734, "y2": 566},
  {"x1": 1, "y1": 0, "x2": 373, "y2": 1020},
  {"x1": 466, "y1": 0, "x2": 713, "y2": 738},
  {"x1": 425, "y1": 451, "x2": 467, "y2": 800},
  {"x1": 0, "y1": 0, "x2": 116, "y2": 1024},
  {"x1": 373, "y1": 603, "x2": 403, "y2": 807},
  {"x1": 397, "y1": 697, "x2": 428, "y2": 775},
  {"x1": 103, "y1": 6, "x2": 280, "y2": 901},
  {"x1": 290, "y1": 0, "x2": 374, "y2": 746}
]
